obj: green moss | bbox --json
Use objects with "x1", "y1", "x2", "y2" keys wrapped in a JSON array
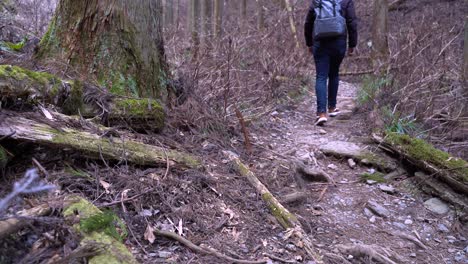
[
  {"x1": 357, "y1": 152, "x2": 396, "y2": 172},
  {"x1": 0, "y1": 145, "x2": 8, "y2": 169},
  {"x1": 64, "y1": 197, "x2": 102, "y2": 218},
  {"x1": 0, "y1": 65, "x2": 58, "y2": 85},
  {"x1": 386, "y1": 133, "x2": 468, "y2": 182},
  {"x1": 112, "y1": 98, "x2": 165, "y2": 130},
  {"x1": 41, "y1": 124, "x2": 201, "y2": 169},
  {"x1": 38, "y1": 17, "x2": 59, "y2": 58},
  {"x1": 360, "y1": 172, "x2": 386, "y2": 183},
  {"x1": 261, "y1": 192, "x2": 297, "y2": 229},
  {"x1": 0, "y1": 37, "x2": 27, "y2": 52},
  {"x1": 62, "y1": 80, "x2": 84, "y2": 115},
  {"x1": 80, "y1": 210, "x2": 127, "y2": 242},
  {"x1": 63, "y1": 197, "x2": 136, "y2": 264}
]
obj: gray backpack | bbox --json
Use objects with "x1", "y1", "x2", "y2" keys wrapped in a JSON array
[{"x1": 313, "y1": 0, "x2": 346, "y2": 40}]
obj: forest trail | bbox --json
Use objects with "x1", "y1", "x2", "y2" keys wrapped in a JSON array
[{"x1": 244, "y1": 81, "x2": 467, "y2": 264}]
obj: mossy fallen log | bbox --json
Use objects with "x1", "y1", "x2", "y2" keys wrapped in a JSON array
[
  {"x1": 0, "y1": 65, "x2": 165, "y2": 132},
  {"x1": 0, "y1": 114, "x2": 202, "y2": 169},
  {"x1": 63, "y1": 196, "x2": 137, "y2": 264},
  {"x1": 375, "y1": 133, "x2": 468, "y2": 196},
  {"x1": 0, "y1": 197, "x2": 138, "y2": 263},
  {"x1": 224, "y1": 151, "x2": 323, "y2": 263}
]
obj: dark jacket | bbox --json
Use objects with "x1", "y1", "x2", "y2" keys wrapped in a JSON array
[{"x1": 304, "y1": 0, "x2": 358, "y2": 48}]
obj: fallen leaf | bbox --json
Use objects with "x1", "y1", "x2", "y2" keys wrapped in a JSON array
[
  {"x1": 99, "y1": 180, "x2": 111, "y2": 194},
  {"x1": 144, "y1": 225, "x2": 155, "y2": 244},
  {"x1": 178, "y1": 219, "x2": 183, "y2": 236}
]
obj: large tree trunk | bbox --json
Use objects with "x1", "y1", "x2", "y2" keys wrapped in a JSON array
[{"x1": 37, "y1": 0, "x2": 167, "y2": 99}]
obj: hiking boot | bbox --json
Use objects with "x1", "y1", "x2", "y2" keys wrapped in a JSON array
[
  {"x1": 328, "y1": 107, "x2": 341, "y2": 117},
  {"x1": 315, "y1": 113, "x2": 327, "y2": 126}
]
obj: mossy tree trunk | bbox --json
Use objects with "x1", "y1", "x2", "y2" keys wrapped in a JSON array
[{"x1": 38, "y1": 0, "x2": 167, "y2": 99}]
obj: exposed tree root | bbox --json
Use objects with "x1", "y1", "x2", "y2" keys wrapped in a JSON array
[
  {"x1": 336, "y1": 244, "x2": 401, "y2": 264},
  {"x1": 154, "y1": 229, "x2": 267, "y2": 264},
  {"x1": 224, "y1": 151, "x2": 323, "y2": 263}
]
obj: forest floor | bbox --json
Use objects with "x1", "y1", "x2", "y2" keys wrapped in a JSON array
[
  {"x1": 126, "y1": 81, "x2": 467, "y2": 263},
  {"x1": 1, "y1": 81, "x2": 467, "y2": 264}
]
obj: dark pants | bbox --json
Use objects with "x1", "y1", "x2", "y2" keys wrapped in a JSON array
[{"x1": 312, "y1": 38, "x2": 346, "y2": 114}]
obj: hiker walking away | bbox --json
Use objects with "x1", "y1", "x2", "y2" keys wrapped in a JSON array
[{"x1": 304, "y1": 0, "x2": 357, "y2": 126}]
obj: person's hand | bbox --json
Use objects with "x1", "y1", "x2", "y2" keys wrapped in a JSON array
[{"x1": 348, "y1": 47, "x2": 355, "y2": 56}]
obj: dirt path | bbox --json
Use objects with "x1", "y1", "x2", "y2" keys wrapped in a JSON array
[{"x1": 248, "y1": 81, "x2": 467, "y2": 263}]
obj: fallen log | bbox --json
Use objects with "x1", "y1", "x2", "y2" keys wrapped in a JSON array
[
  {"x1": 0, "y1": 203, "x2": 51, "y2": 239},
  {"x1": 0, "y1": 113, "x2": 202, "y2": 169},
  {"x1": 0, "y1": 65, "x2": 165, "y2": 132},
  {"x1": 374, "y1": 133, "x2": 468, "y2": 196},
  {"x1": 414, "y1": 172, "x2": 468, "y2": 211},
  {"x1": 224, "y1": 151, "x2": 323, "y2": 263}
]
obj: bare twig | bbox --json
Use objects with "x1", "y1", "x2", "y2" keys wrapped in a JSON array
[{"x1": 155, "y1": 229, "x2": 267, "y2": 264}]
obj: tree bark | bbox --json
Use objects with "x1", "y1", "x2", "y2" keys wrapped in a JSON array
[
  {"x1": 463, "y1": 15, "x2": 468, "y2": 101},
  {"x1": 37, "y1": 0, "x2": 167, "y2": 99},
  {"x1": 371, "y1": 0, "x2": 389, "y2": 64},
  {"x1": 257, "y1": 0, "x2": 265, "y2": 31},
  {"x1": 0, "y1": 113, "x2": 202, "y2": 169},
  {"x1": 213, "y1": 0, "x2": 224, "y2": 38},
  {"x1": 284, "y1": 0, "x2": 300, "y2": 49},
  {"x1": 201, "y1": 0, "x2": 212, "y2": 38},
  {"x1": 190, "y1": 0, "x2": 201, "y2": 60}
]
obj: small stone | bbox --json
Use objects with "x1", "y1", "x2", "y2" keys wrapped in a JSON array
[
  {"x1": 319, "y1": 129, "x2": 327, "y2": 135},
  {"x1": 448, "y1": 248, "x2": 457, "y2": 253},
  {"x1": 271, "y1": 111, "x2": 279, "y2": 116},
  {"x1": 158, "y1": 251, "x2": 172, "y2": 258},
  {"x1": 424, "y1": 198, "x2": 449, "y2": 215},
  {"x1": 464, "y1": 246, "x2": 468, "y2": 253},
  {"x1": 366, "y1": 200, "x2": 391, "y2": 218},
  {"x1": 409, "y1": 253, "x2": 417, "y2": 258},
  {"x1": 369, "y1": 216, "x2": 376, "y2": 223},
  {"x1": 404, "y1": 219, "x2": 413, "y2": 225},
  {"x1": 379, "y1": 184, "x2": 396, "y2": 194},
  {"x1": 366, "y1": 180, "x2": 378, "y2": 185},
  {"x1": 363, "y1": 208, "x2": 374, "y2": 217},
  {"x1": 393, "y1": 222, "x2": 407, "y2": 229},
  {"x1": 447, "y1": 236, "x2": 457, "y2": 243},
  {"x1": 454, "y1": 254, "x2": 466, "y2": 262},
  {"x1": 368, "y1": 168, "x2": 376, "y2": 174},
  {"x1": 438, "y1": 224, "x2": 449, "y2": 233},
  {"x1": 347, "y1": 159, "x2": 356, "y2": 169}
]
